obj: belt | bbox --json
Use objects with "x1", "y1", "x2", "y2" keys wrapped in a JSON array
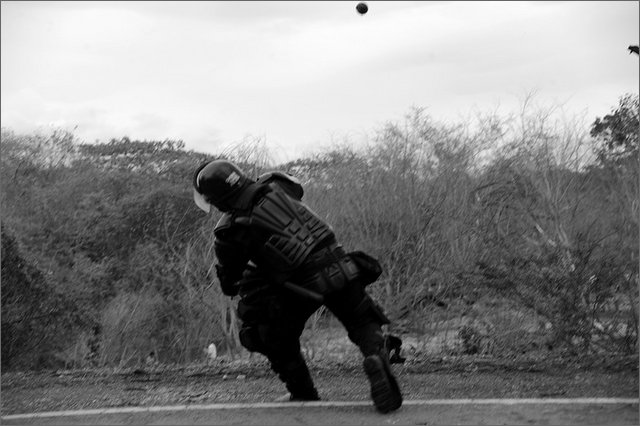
[{"x1": 293, "y1": 241, "x2": 355, "y2": 283}]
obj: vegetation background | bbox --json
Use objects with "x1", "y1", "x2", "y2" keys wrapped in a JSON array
[{"x1": 1, "y1": 94, "x2": 638, "y2": 371}]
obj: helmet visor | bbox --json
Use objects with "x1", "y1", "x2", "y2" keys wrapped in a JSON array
[{"x1": 193, "y1": 189, "x2": 211, "y2": 214}]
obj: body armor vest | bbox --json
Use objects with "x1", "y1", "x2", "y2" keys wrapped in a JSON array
[
  {"x1": 214, "y1": 185, "x2": 335, "y2": 278},
  {"x1": 245, "y1": 187, "x2": 335, "y2": 274}
]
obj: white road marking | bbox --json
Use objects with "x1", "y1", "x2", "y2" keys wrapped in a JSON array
[{"x1": 2, "y1": 398, "x2": 638, "y2": 420}]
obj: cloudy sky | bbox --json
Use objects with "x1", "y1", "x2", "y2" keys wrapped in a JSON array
[{"x1": 1, "y1": 1, "x2": 638, "y2": 161}]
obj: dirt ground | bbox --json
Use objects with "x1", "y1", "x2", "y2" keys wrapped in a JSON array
[{"x1": 2, "y1": 353, "x2": 638, "y2": 417}]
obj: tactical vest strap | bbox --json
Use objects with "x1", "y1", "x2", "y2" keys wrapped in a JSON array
[{"x1": 214, "y1": 213, "x2": 234, "y2": 236}]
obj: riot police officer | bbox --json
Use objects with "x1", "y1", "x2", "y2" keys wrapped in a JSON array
[{"x1": 193, "y1": 159, "x2": 402, "y2": 413}]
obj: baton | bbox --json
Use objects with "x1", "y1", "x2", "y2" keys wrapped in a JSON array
[{"x1": 283, "y1": 281, "x2": 324, "y2": 303}]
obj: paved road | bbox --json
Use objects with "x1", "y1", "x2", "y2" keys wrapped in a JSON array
[{"x1": 2, "y1": 399, "x2": 638, "y2": 425}]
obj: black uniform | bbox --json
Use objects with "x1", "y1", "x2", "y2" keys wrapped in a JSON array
[{"x1": 194, "y1": 161, "x2": 402, "y2": 413}]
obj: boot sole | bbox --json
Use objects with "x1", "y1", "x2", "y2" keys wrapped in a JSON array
[{"x1": 363, "y1": 355, "x2": 402, "y2": 413}]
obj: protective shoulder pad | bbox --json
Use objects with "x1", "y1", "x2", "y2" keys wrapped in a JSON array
[{"x1": 257, "y1": 171, "x2": 303, "y2": 200}]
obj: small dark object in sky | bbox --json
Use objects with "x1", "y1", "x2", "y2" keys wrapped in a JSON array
[
  {"x1": 629, "y1": 45, "x2": 639, "y2": 55},
  {"x1": 356, "y1": 2, "x2": 368, "y2": 15}
]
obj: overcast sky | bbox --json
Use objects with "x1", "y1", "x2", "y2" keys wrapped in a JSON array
[{"x1": 1, "y1": 1, "x2": 638, "y2": 162}]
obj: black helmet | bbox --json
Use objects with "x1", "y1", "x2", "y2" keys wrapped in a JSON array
[{"x1": 193, "y1": 159, "x2": 251, "y2": 212}]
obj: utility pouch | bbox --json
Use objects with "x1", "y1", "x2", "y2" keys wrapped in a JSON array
[{"x1": 348, "y1": 251, "x2": 383, "y2": 286}]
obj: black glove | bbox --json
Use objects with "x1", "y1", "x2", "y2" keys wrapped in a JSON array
[{"x1": 216, "y1": 264, "x2": 239, "y2": 297}]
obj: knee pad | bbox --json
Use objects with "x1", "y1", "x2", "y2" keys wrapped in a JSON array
[
  {"x1": 239, "y1": 326, "x2": 267, "y2": 354},
  {"x1": 237, "y1": 301, "x2": 263, "y2": 323}
]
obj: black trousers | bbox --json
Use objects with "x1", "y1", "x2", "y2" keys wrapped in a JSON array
[{"x1": 236, "y1": 275, "x2": 387, "y2": 391}]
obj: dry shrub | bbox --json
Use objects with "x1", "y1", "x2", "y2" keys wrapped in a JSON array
[{"x1": 99, "y1": 291, "x2": 164, "y2": 367}]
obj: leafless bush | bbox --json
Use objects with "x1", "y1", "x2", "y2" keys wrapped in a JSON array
[
  {"x1": 301, "y1": 108, "x2": 487, "y2": 340},
  {"x1": 91, "y1": 101, "x2": 636, "y2": 364},
  {"x1": 99, "y1": 291, "x2": 164, "y2": 367},
  {"x1": 298, "y1": 99, "x2": 636, "y2": 356},
  {"x1": 221, "y1": 135, "x2": 277, "y2": 177},
  {"x1": 474, "y1": 99, "x2": 638, "y2": 354}
]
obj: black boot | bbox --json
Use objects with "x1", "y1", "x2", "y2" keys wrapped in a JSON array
[
  {"x1": 285, "y1": 389, "x2": 320, "y2": 401},
  {"x1": 363, "y1": 351, "x2": 402, "y2": 413},
  {"x1": 276, "y1": 359, "x2": 320, "y2": 401}
]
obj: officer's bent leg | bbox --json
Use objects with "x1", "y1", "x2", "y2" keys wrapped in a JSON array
[
  {"x1": 325, "y1": 283, "x2": 403, "y2": 413},
  {"x1": 238, "y1": 289, "x2": 321, "y2": 400},
  {"x1": 324, "y1": 284, "x2": 388, "y2": 357}
]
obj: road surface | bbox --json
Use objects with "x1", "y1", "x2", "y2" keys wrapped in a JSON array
[{"x1": 2, "y1": 398, "x2": 638, "y2": 425}]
